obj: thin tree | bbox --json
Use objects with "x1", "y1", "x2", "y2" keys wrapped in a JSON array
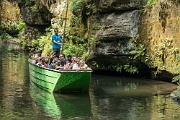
[
  {"x1": 62, "y1": 0, "x2": 68, "y2": 53},
  {"x1": 0, "y1": 0, "x2": 2, "y2": 27}
]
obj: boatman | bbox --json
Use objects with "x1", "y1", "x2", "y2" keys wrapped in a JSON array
[{"x1": 52, "y1": 28, "x2": 63, "y2": 58}]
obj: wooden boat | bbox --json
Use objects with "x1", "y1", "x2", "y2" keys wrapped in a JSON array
[{"x1": 28, "y1": 59, "x2": 92, "y2": 93}]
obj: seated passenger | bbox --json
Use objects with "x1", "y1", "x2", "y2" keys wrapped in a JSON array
[
  {"x1": 67, "y1": 55, "x2": 72, "y2": 63},
  {"x1": 32, "y1": 54, "x2": 39, "y2": 64},
  {"x1": 34, "y1": 52, "x2": 41, "y2": 59},
  {"x1": 48, "y1": 58, "x2": 58, "y2": 69},
  {"x1": 43, "y1": 57, "x2": 49, "y2": 68},
  {"x1": 37, "y1": 57, "x2": 43, "y2": 66},
  {"x1": 49, "y1": 51, "x2": 56, "y2": 65},
  {"x1": 79, "y1": 60, "x2": 88, "y2": 69},
  {"x1": 29, "y1": 53, "x2": 36, "y2": 63},
  {"x1": 64, "y1": 55, "x2": 73, "y2": 70},
  {"x1": 56, "y1": 54, "x2": 66, "y2": 70},
  {"x1": 72, "y1": 57, "x2": 80, "y2": 70},
  {"x1": 29, "y1": 53, "x2": 34, "y2": 59}
]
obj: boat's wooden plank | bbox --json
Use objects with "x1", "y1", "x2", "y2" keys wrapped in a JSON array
[
  {"x1": 29, "y1": 64, "x2": 61, "y2": 77},
  {"x1": 56, "y1": 74, "x2": 91, "y2": 92},
  {"x1": 30, "y1": 68, "x2": 59, "y2": 84},
  {"x1": 30, "y1": 74, "x2": 55, "y2": 92},
  {"x1": 54, "y1": 72, "x2": 90, "y2": 92}
]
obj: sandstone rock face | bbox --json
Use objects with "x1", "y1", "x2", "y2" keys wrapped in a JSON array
[
  {"x1": 20, "y1": 5, "x2": 52, "y2": 26},
  {"x1": 0, "y1": 0, "x2": 21, "y2": 35},
  {"x1": 97, "y1": 10, "x2": 141, "y2": 41},
  {"x1": 99, "y1": 0, "x2": 143, "y2": 12},
  {"x1": 19, "y1": 0, "x2": 67, "y2": 26},
  {"x1": 93, "y1": 10, "x2": 141, "y2": 56},
  {"x1": 87, "y1": 0, "x2": 145, "y2": 72},
  {"x1": 140, "y1": 0, "x2": 180, "y2": 80}
]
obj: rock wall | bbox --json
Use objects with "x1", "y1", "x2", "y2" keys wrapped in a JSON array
[
  {"x1": 99, "y1": 0, "x2": 143, "y2": 11},
  {"x1": 18, "y1": 0, "x2": 53, "y2": 26},
  {"x1": 86, "y1": 0, "x2": 146, "y2": 73},
  {"x1": 18, "y1": 0, "x2": 68, "y2": 26},
  {"x1": 0, "y1": 0, "x2": 21, "y2": 34},
  {"x1": 86, "y1": 0, "x2": 180, "y2": 80},
  {"x1": 140, "y1": 0, "x2": 180, "y2": 79}
]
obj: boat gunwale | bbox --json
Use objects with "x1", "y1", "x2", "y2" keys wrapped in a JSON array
[{"x1": 28, "y1": 59, "x2": 93, "y2": 73}]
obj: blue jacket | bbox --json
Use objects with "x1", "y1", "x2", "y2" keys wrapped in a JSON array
[{"x1": 52, "y1": 34, "x2": 62, "y2": 49}]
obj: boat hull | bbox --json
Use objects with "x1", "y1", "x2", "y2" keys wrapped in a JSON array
[{"x1": 28, "y1": 59, "x2": 92, "y2": 93}]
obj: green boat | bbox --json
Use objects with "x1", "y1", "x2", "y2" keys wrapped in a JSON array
[{"x1": 28, "y1": 59, "x2": 92, "y2": 93}]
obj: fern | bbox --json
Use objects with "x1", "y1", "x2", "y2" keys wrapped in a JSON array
[
  {"x1": 124, "y1": 64, "x2": 139, "y2": 74},
  {"x1": 70, "y1": 0, "x2": 86, "y2": 13},
  {"x1": 172, "y1": 75, "x2": 180, "y2": 83},
  {"x1": 17, "y1": 20, "x2": 26, "y2": 32},
  {"x1": 130, "y1": 44, "x2": 148, "y2": 62},
  {"x1": 172, "y1": 63, "x2": 180, "y2": 83}
]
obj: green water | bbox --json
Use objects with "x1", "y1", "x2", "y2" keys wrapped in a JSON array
[{"x1": 0, "y1": 43, "x2": 180, "y2": 120}]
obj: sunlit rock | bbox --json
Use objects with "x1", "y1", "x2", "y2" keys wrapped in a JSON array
[
  {"x1": 0, "y1": 0, "x2": 21, "y2": 35},
  {"x1": 99, "y1": 0, "x2": 144, "y2": 12},
  {"x1": 20, "y1": 6, "x2": 51, "y2": 25}
]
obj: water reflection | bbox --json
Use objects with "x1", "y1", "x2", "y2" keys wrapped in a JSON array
[
  {"x1": 30, "y1": 82, "x2": 92, "y2": 120},
  {"x1": 150, "y1": 95, "x2": 180, "y2": 120},
  {"x1": 170, "y1": 86, "x2": 180, "y2": 105},
  {"x1": 0, "y1": 44, "x2": 31, "y2": 120},
  {"x1": 30, "y1": 82, "x2": 61, "y2": 119},
  {"x1": 90, "y1": 75, "x2": 180, "y2": 120},
  {"x1": 55, "y1": 93, "x2": 92, "y2": 119}
]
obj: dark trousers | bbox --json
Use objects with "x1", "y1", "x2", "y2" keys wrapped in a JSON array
[{"x1": 53, "y1": 48, "x2": 60, "y2": 58}]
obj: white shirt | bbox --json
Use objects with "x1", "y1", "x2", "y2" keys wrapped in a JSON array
[{"x1": 72, "y1": 63, "x2": 80, "y2": 70}]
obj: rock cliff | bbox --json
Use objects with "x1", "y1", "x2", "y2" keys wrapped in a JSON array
[
  {"x1": 140, "y1": 0, "x2": 180, "y2": 80},
  {"x1": 2, "y1": 0, "x2": 180, "y2": 80},
  {"x1": 86, "y1": 0, "x2": 146, "y2": 73}
]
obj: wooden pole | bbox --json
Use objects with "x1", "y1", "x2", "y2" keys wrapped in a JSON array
[
  {"x1": 62, "y1": 0, "x2": 68, "y2": 53},
  {"x1": 0, "y1": 0, "x2": 2, "y2": 26}
]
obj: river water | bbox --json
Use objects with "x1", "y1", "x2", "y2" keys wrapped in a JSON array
[{"x1": 0, "y1": 43, "x2": 180, "y2": 120}]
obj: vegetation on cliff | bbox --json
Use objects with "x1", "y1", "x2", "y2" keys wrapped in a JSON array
[
  {"x1": 139, "y1": 0, "x2": 180, "y2": 81},
  {"x1": 14, "y1": 0, "x2": 96, "y2": 59},
  {"x1": 0, "y1": 0, "x2": 25, "y2": 40}
]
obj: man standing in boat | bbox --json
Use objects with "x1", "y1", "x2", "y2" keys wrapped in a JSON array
[{"x1": 52, "y1": 28, "x2": 63, "y2": 57}]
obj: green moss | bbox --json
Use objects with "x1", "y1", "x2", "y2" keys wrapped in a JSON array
[
  {"x1": 17, "y1": 0, "x2": 34, "y2": 5},
  {"x1": 0, "y1": 33, "x2": 12, "y2": 40},
  {"x1": 144, "y1": 0, "x2": 158, "y2": 9},
  {"x1": 31, "y1": 5, "x2": 39, "y2": 12},
  {"x1": 172, "y1": 75, "x2": 180, "y2": 83}
]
